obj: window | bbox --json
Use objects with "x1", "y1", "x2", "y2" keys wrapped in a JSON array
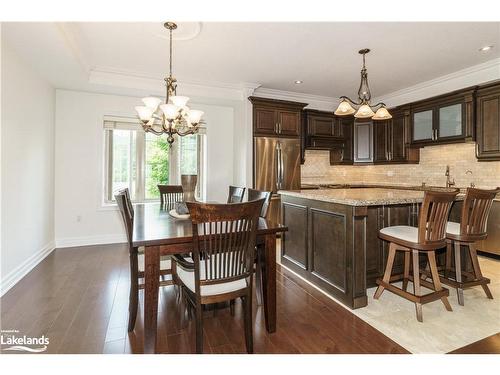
[{"x1": 104, "y1": 117, "x2": 205, "y2": 203}]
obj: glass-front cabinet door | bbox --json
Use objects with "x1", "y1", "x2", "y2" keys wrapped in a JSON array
[
  {"x1": 438, "y1": 103, "x2": 463, "y2": 138},
  {"x1": 412, "y1": 110, "x2": 433, "y2": 141}
]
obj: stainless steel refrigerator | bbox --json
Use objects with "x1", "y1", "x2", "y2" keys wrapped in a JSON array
[{"x1": 254, "y1": 137, "x2": 301, "y2": 224}]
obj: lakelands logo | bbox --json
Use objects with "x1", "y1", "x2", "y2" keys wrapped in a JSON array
[{"x1": 1, "y1": 330, "x2": 49, "y2": 353}]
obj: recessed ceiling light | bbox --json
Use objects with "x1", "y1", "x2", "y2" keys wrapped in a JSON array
[
  {"x1": 294, "y1": 80, "x2": 303, "y2": 84},
  {"x1": 479, "y1": 45, "x2": 493, "y2": 52}
]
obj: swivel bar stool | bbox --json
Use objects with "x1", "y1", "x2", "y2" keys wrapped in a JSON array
[
  {"x1": 440, "y1": 187, "x2": 500, "y2": 305},
  {"x1": 374, "y1": 189, "x2": 459, "y2": 322}
]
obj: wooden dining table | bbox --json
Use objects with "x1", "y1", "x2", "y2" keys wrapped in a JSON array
[{"x1": 132, "y1": 203, "x2": 287, "y2": 354}]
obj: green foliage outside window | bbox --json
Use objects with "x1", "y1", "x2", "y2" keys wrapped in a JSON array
[{"x1": 145, "y1": 134, "x2": 170, "y2": 199}]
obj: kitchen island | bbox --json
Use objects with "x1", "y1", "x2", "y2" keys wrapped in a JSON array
[{"x1": 279, "y1": 188, "x2": 458, "y2": 309}]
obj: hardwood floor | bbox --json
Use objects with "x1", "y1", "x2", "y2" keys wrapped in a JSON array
[{"x1": 0, "y1": 243, "x2": 497, "y2": 354}]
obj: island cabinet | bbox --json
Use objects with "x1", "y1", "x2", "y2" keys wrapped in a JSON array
[
  {"x1": 409, "y1": 87, "x2": 475, "y2": 147},
  {"x1": 280, "y1": 192, "x2": 422, "y2": 309},
  {"x1": 476, "y1": 81, "x2": 500, "y2": 161},
  {"x1": 249, "y1": 96, "x2": 307, "y2": 138}
]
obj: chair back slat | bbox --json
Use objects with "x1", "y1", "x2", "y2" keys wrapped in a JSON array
[
  {"x1": 158, "y1": 184, "x2": 184, "y2": 208},
  {"x1": 187, "y1": 200, "x2": 264, "y2": 290},
  {"x1": 228, "y1": 186, "x2": 246, "y2": 203},
  {"x1": 247, "y1": 188, "x2": 272, "y2": 218},
  {"x1": 115, "y1": 188, "x2": 134, "y2": 245},
  {"x1": 460, "y1": 187, "x2": 500, "y2": 238},
  {"x1": 418, "y1": 190, "x2": 459, "y2": 244}
]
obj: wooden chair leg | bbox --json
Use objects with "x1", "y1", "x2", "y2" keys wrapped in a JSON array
[
  {"x1": 374, "y1": 243, "x2": 397, "y2": 299},
  {"x1": 128, "y1": 251, "x2": 139, "y2": 332},
  {"x1": 454, "y1": 241, "x2": 464, "y2": 306},
  {"x1": 195, "y1": 302, "x2": 203, "y2": 354},
  {"x1": 445, "y1": 241, "x2": 452, "y2": 279},
  {"x1": 255, "y1": 246, "x2": 264, "y2": 306},
  {"x1": 243, "y1": 291, "x2": 253, "y2": 354},
  {"x1": 402, "y1": 251, "x2": 410, "y2": 292},
  {"x1": 412, "y1": 250, "x2": 423, "y2": 322},
  {"x1": 428, "y1": 250, "x2": 452, "y2": 312},
  {"x1": 468, "y1": 243, "x2": 493, "y2": 299},
  {"x1": 229, "y1": 299, "x2": 235, "y2": 316}
]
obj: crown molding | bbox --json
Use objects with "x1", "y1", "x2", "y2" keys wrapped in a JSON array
[
  {"x1": 374, "y1": 58, "x2": 500, "y2": 108},
  {"x1": 56, "y1": 22, "x2": 91, "y2": 75},
  {"x1": 88, "y1": 67, "x2": 261, "y2": 102},
  {"x1": 252, "y1": 87, "x2": 338, "y2": 111}
]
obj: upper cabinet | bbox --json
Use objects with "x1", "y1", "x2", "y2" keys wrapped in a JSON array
[
  {"x1": 476, "y1": 82, "x2": 500, "y2": 161},
  {"x1": 249, "y1": 97, "x2": 307, "y2": 137},
  {"x1": 410, "y1": 88, "x2": 475, "y2": 146},
  {"x1": 373, "y1": 106, "x2": 419, "y2": 164},
  {"x1": 302, "y1": 109, "x2": 353, "y2": 165}
]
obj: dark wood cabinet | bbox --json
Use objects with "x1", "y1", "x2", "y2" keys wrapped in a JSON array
[
  {"x1": 354, "y1": 120, "x2": 373, "y2": 163},
  {"x1": 410, "y1": 87, "x2": 475, "y2": 147},
  {"x1": 249, "y1": 96, "x2": 307, "y2": 138},
  {"x1": 372, "y1": 106, "x2": 419, "y2": 164},
  {"x1": 302, "y1": 109, "x2": 352, "y2": 165},
  {"x1": 476, "y1": 82, "x2": 500, "y2": 161}
]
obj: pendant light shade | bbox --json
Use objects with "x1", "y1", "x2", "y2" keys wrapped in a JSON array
[
  {"x1": 372, "y1": 106, "x2": 393, "y2": 120},
  {"x1": 334, "y1": 100, "x2": 356, "y2": 116},
  {"x1": 354, "y1": 104, "x2": 375, "y2": 118}
]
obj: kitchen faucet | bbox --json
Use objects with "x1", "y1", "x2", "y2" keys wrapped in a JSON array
[
  {"x1": 466, "y1": 170, "x2": 475, "y2": 188},
  {"x1": 445, "y1": 165, "x2": 455, "y2": 188}
]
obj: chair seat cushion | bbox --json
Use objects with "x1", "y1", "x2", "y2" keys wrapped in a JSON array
[
  {"x1": 446, "y1": 221, "x2": 460, "y2": 236},
  {"x1": 176, "y1": 257, "x2": 247, "y2": 297},
  {"x1": 380, "y1": 226, "x2": 418, "y2": 243},
  {"x1": 138, "y1": 253, "x2": 171, "y2": 272}
]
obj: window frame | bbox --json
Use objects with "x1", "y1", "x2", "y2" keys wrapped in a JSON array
[{"x1": 103, "y1": 116, "x2": 205, "y2": 205}]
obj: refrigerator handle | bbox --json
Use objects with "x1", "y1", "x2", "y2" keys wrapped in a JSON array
[
  {"x1": 278, "y1": 142, "x2": 284, "y2": 189},
  {"x1": 275, "y1": 142, "x2": 280, "y2": 191}
]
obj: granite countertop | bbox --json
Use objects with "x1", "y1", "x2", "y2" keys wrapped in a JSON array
[{"x1": 279, "y1": 188, "x2": 465, "y2": 206}]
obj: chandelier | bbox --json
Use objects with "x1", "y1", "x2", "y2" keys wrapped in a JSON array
[
  {"x1": 134, "y1": 22, "x2": 204, "y2": 145},
  {"x1": 334, "y1": 49, "x2": 392, "y2": 120}
]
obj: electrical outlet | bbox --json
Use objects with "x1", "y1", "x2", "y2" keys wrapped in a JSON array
[{"x1": 387, "y1": 170, "x2": 394, "y2": 177}]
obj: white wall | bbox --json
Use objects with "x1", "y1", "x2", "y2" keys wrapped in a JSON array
[
  {"x1": 1, "y1": 41, "x2": 55, "y2": 295},
  {"x1": 54, "y1": 90, "x2": 234, "y2": 247}
]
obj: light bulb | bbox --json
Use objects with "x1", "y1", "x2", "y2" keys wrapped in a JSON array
[
  {"x1": 354, "y1": 104, "x2": 375, "y2": 118},
  {"x1": 160, "y1": 104, "x2": 179, "y2": 120},
  {"x1": 171, "y1": 96, "x2": 190, "y2": 108},
  {"x1": 372, "y1": 106, "x2": 392, "y2": 120},
  {"x1": 135, "y1": 106, "x2": 154, "y2": 123},
  {"x1": 188, "y1": 110, "x2": 204, "y2": 125},
  {"x1": 142, "y1": 97, "x2": 162, "y2": 110},
  {"x1": 334, "y1": 100, "x2": 355, "y2": 116}
]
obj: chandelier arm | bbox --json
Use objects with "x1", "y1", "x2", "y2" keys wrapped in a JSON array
[
  {"x1": 142, "y1": 125, "x2": 164, "y2": 136},
  {"x1": 340, "y1": 96, "x2": 362, "y2": 106},
  {"x1": 370, "y1": 102, "x2": 387, "y2": 109},
  {"x1": 176, "y1": 128, "x2": 199, "y2": 137}
]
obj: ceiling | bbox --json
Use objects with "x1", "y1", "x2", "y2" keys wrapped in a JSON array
[{"x1": 3, "y1": 22, "x2": 500, "y2": 99}]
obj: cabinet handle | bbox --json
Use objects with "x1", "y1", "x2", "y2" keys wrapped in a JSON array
[
  {"x1": 275, "y1": 123, "x2": 278, "y2": 134},
  {"x1": 476, "y1": 142, "x2": 479, "y2": 157},
  {"x1": 278, "y1": 123, "x2": 282, "y2": 134}
]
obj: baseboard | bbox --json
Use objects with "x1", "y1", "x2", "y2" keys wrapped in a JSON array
[
  {"x1": 1, "y1": 240, "x2": 56, "y2": 297},
  {"x1": 55, "y1": 234, "x2": 126, "y2": 249}
]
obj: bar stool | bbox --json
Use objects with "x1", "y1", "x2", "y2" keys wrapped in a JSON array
[
  {"x1": 440, "y1": 187, "x2": 500, "y2": 305},
  {"x1": 374, "y1": 189, "x2": 459, "y2": 322}
]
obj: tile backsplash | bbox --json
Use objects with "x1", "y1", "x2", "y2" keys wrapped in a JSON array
[{"x1": 301, "y1": 143, "x2": 500, "y2": 189}]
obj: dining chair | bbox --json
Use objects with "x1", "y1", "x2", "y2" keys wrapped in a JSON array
[
  {"x1": 172, "y1": 199, "x2": 265, "y2": 353},
  {"x1": 227, "y1": 185, "x2": 246, "y2": 203},
  {"x1": 115, "y1": 189, "x2": 174, "y2": 332},
  {"x1": 247, "y1": 188, "x2": 272, "y2": 305},
  {"x1": 438, "y1": 187, "x2": 500, "y2": 305},
  {"x1": 374, "y1": 189, "x2": 459, "y2": 322},
  {"x1": 157, "y1": 184, "x2": 183, "y2": 208}
]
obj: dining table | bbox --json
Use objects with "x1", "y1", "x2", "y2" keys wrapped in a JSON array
[{"x1": 132, "y1": 202, "x2": 287, "y2": 354}]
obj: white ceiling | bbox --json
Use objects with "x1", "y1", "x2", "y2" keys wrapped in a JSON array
[{"x1": 3, "y1": 22, "x2": 500, "y2": 99}]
